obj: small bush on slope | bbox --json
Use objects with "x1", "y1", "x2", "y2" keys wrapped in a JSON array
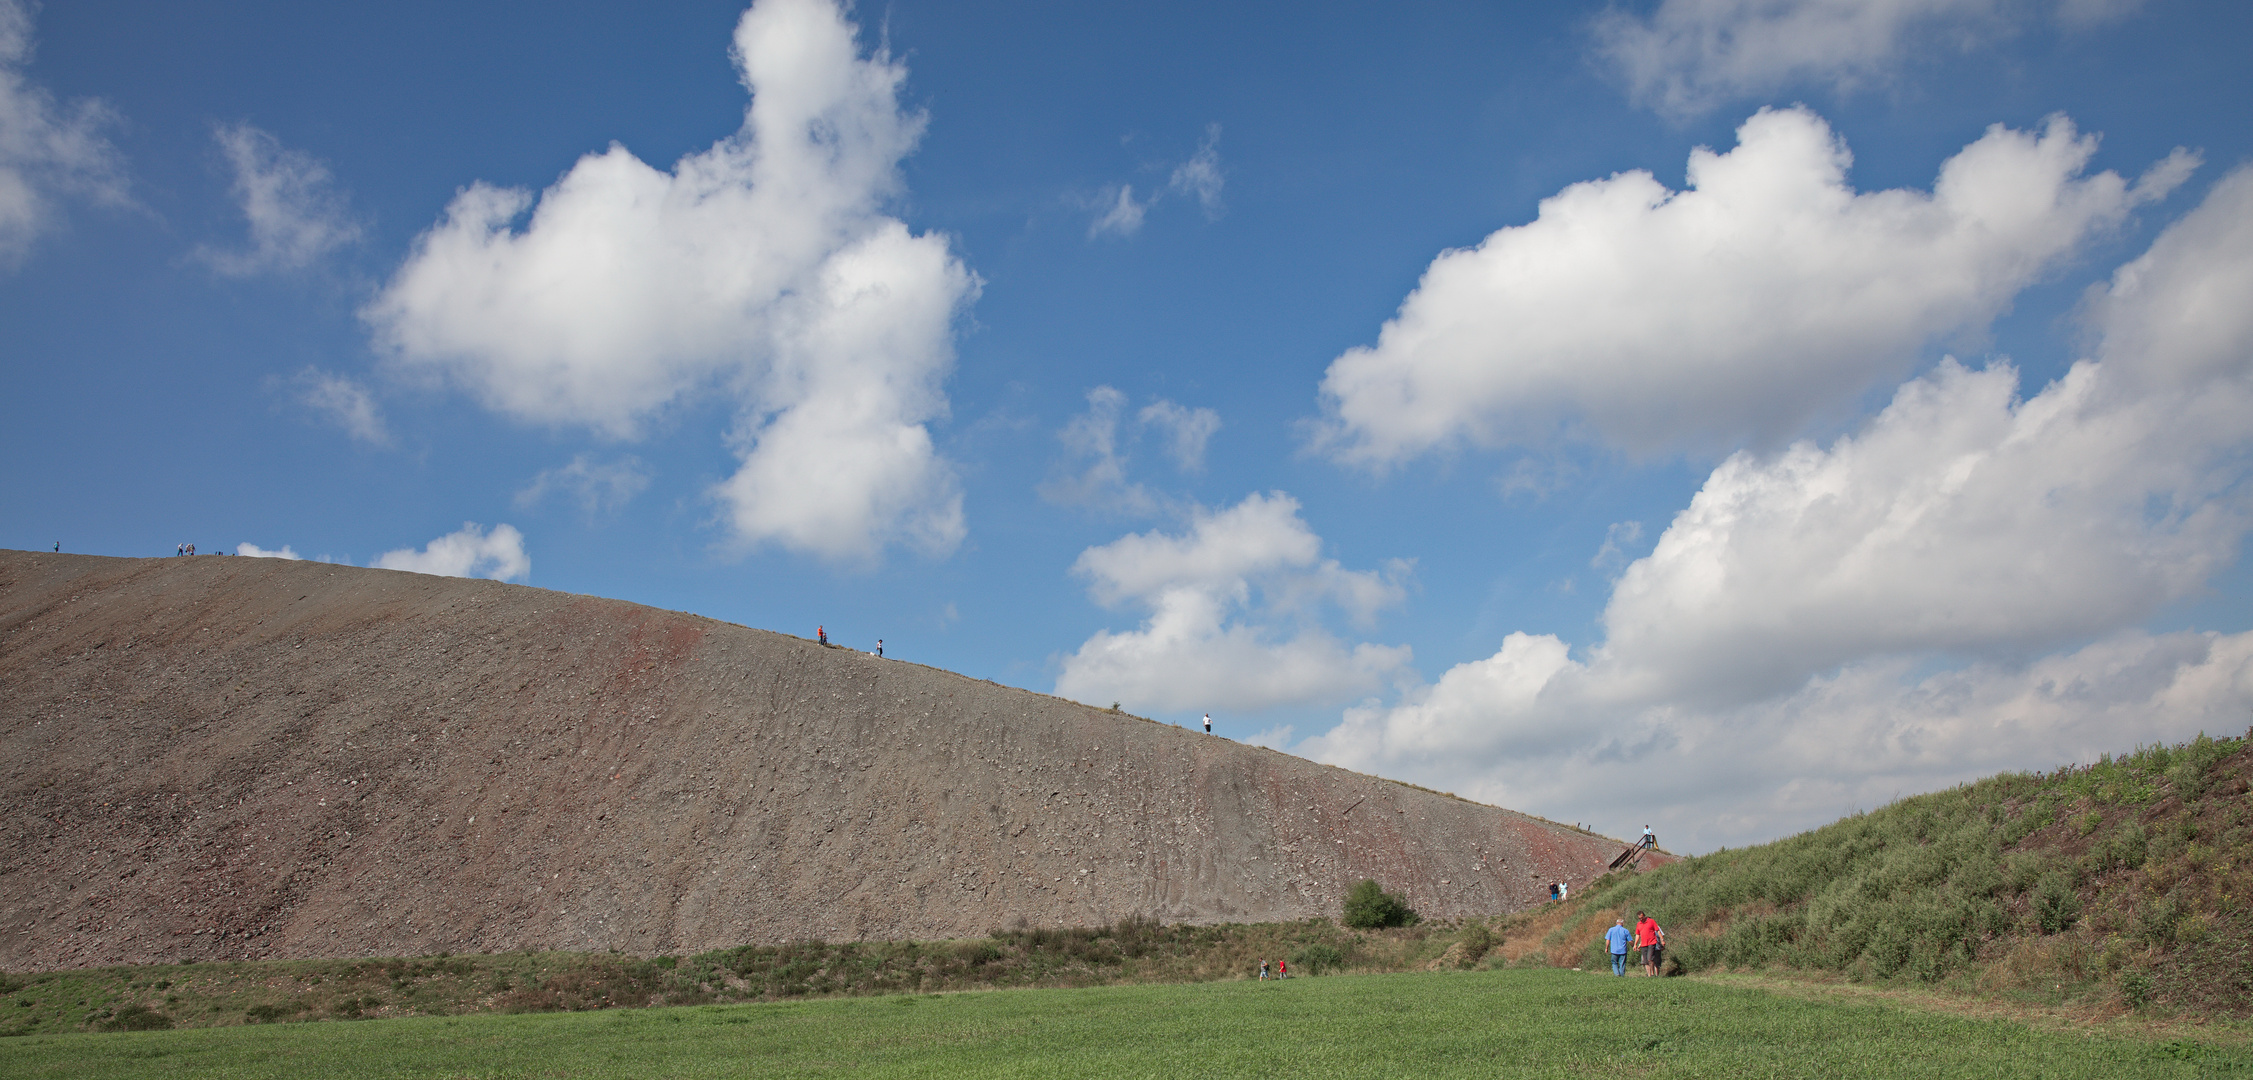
[
  {"x1": 1343, "y1": 879, "x2": 1422, "y2": 930},
  {"x1": 1538, "y1": 732, "x2": 2253, "y2": 1017}
]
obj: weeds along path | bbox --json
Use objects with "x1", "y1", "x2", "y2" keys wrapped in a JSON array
[{"x1": 0, "y1": 551, "x2": 1625, "y2": 970}]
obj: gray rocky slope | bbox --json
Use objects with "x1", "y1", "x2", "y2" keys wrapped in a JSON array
[{"x1": 0, "y1": 551, "x2": 1628, "y2": 970}]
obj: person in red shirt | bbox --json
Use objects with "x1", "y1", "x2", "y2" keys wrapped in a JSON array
[{"x1": 1635, "y1": 911, "x2": 1666, "y2": 976}]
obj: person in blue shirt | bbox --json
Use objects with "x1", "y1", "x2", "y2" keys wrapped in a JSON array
[{"x1": 1603, "y1": 918, "x2": 1633, "y2": 976}]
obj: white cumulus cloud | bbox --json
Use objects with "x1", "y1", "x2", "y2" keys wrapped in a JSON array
[
  {"x1": 1302, "y1": 166, "x2": 2253, "y2": 849},
  {"x1": 1055, "y1": 492, "x2": 1413, "y2": 714},
  {"x1": 365, "y1": 0, "x2": 974, "y2": 564},
  {"x1": 199, "y1": 122, "x2": 361, "y2": 275},
  {"x1": 373, "y1": 523, "x2": 530, "y2": 582},
  {"x1": 1307, "y1": 628, "x2": 2253, "y2": 852},
  {"x1": 1314, "y1": 107, "x2": 2188, "y2": 466},
  {"x1": 0, "y1": 0, "x2": 126, "y2": 266},
  {"x1": 236, "y1": 542, "x2": 301, "y2": 560},
  {"x1": 1595, "y1": 0, "x2": 2149, "y2": 118}
]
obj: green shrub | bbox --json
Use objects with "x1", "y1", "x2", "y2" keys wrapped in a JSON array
[
  {"x1": 1287, "y1": 943, "x2": 1344, "y2": 976},
  {"x1": 243, "y1": 1002, "x2": 300, "y2": 1023},
  {"x1": 1342, "y1": 880, "x2": 1420, "y2": 930},
  {"x1": 2137, "y1": 895, "x2": 2182, "y2": 950},
  {"x1": 99, "y1": 1004, "x2": 172, "y2": 1031},
  {"x1": 2032, "y1": 871, "x2": 2080, "y2": 933},
  {"x1": 1457, "y1": 923, "x2": 1496, "y2": 967},
  {"x1": 2120, "y1": 970, "x2": 2154, "y2": 1009}
]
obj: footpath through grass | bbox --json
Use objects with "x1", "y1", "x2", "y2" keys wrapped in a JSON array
[{"x1": 3, "y1": 968, "x2": 2246, "y2": 1080}]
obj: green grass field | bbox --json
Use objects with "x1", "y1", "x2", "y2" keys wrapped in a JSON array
[{"x1": 3, "y1": 968, "x2": 2244, "y2": 1079}]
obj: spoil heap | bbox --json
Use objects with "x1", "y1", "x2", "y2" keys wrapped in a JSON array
[{"x1": 0, "y1": 551, "x2": 1630, "y2": 970}]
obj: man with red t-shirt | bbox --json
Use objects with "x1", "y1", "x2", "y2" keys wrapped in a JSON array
[{"x1": 1634, "y1": 911, "x2": 1666, "y2": 976}]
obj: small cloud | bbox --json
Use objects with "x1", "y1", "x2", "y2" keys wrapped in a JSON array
[
  {"x1": 1087, "y1": 183, "x2": 1149, "y2": 239},
  {"x1": 198, "y1": 122, "x2": 360, "y2": 275},
  {"x1": 1594, "y1": 0, "x2": 2156, "y2": 118},
  {"x1": 1496, "y1": 454, "x2": 1582, "y2": 501},
  {"x1": 1084, "y1": 123, "x2": 1225, "y2": 240},
  {"x1": 373, "y1": 522, "x2": 529, "y2": 582},
  {"x1": 1042, "y1": 388, "x2": 1224, "y2": 512},
  {"x1": 1167, "y1": 123, "x2": 1224, "y2": 218},
  {"x1": 1055, "y1": 491, "x2": 1413, "y2": 713},
  {"x1": 1040, "y1": 386, "x2": 1158, "y2": 513},
  {"x1": 237, "y1": 542, "x2": 300, "y2": 559},
  {"x1": 1245, "y1": 723, "x2": 1296, "y2": 750},
  {"x1": 291, "y1": 368, "x2": 389, "y2": 445},
  {"x1": 1592, "y1": 521, "x2": 1643, "y2": 570},
  {"x1": 515, "y1": 454, "x2": 651, "y2": 517},
  {"x1": 1139, "y1": 398, "x2": 1221, "y2": 472}
]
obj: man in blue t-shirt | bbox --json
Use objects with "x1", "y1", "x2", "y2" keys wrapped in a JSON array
[{"x1": 1603, "y1": 918, "x2": 1633, "y2": 976}]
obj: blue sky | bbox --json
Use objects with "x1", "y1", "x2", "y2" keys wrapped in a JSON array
[{"x1": 5, "y1": 0, "x2": 2250, "y2": 851}]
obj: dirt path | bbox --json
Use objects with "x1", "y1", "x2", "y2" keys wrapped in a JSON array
[{"x1": 0, "y1": 551, "x2": 1625, "y2": 970}]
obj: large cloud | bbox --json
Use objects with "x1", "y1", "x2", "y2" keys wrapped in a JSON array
[
  {"x1": 1054, "y1": 492, "x2": 1413, "y2": 714},
  {"x1": 1594, "y1": 0, "x2": 2148, "y2": 118},
  {"x1": 365, "y1": 0, "x2": 974, "y2": 563},
  {"x1": 1305, "y1": 168, "x2": 2253, "y2": 849},
  {"x1": 0, "y1": 0, "x2": 126, "y2": 266},
  {"x1": 1313, "y1": 107, "x2": 2190, "y2": 465},
  {"x1": 1308, "y1": 628, "x2": 2253, "y2": 851}
]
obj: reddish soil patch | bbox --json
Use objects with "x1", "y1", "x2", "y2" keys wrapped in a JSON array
[{"x1": 0, "y1": 551, "x2": 1626, "y2": 970}]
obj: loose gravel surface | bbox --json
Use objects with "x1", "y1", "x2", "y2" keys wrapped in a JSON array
[{"x1": 0, "y1": 551, "x2": 1634, "y2": 970}]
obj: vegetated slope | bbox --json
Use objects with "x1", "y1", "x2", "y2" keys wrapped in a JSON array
[
  {"x1": 0, "y1": 917, "x2": 1495, "y2": 1035},
  {"x1": 1534, "y1": 734, "x2": 2253, "y2": 1017},
  {"x1": 0, "y1": 551, "x2": 1630, "y2": 971}
]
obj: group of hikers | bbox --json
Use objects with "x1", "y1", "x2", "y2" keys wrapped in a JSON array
[
  {"x1": 814, "y1": 626, "x2": 883, "y2": 658},
  {"x1": 1602, "y1": 911, "x2": 1668, "y2": 976},
  {"x1": 1256, "y1": 958, "x2": 1291, "y2": 980}
]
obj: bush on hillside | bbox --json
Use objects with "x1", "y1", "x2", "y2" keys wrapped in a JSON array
[
  {"x1": 1458, "y1": 922, "x2": 1497, "y2": 967},
  {"x1": 99, "y1": 1004, "x2": 172, "y2": 1031},
  {"x1": 1288, "y1": 943, "x2": 1345, "y2": 975},
  {"x1": 1342, "y1": 879, "x2": 1420, "y2": 930}
]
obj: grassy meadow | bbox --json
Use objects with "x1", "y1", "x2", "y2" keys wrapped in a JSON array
[{"x1": 4, "y1": 967, "x2": 2246, "y2": 1080}]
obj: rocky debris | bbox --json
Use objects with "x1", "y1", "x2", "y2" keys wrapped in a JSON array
[{"x1": 0, "y1": 551, "x2": 1627, "y2": 970}]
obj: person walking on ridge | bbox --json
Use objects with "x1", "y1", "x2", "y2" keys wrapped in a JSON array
[
  {"x1": 1604, "y1": 918, "x2": 1633, "y2": 976},
  {"x1": 876, "y1": 639, "x2": 883, "y2": 658},
  {"x1": 1641, "y1": 825, "x2": 1656, "y2": 848},
  {"x1": 1203, "y1": 713, "x2": 1212, "y2": 734},
  {"x1": 817, "y1": 625, "x2": 827, "y2": 645}
]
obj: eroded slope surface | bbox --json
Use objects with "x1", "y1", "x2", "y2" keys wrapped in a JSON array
[{"x1": 0, "y1": 551, "x2": 1624, "y2": 969}]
